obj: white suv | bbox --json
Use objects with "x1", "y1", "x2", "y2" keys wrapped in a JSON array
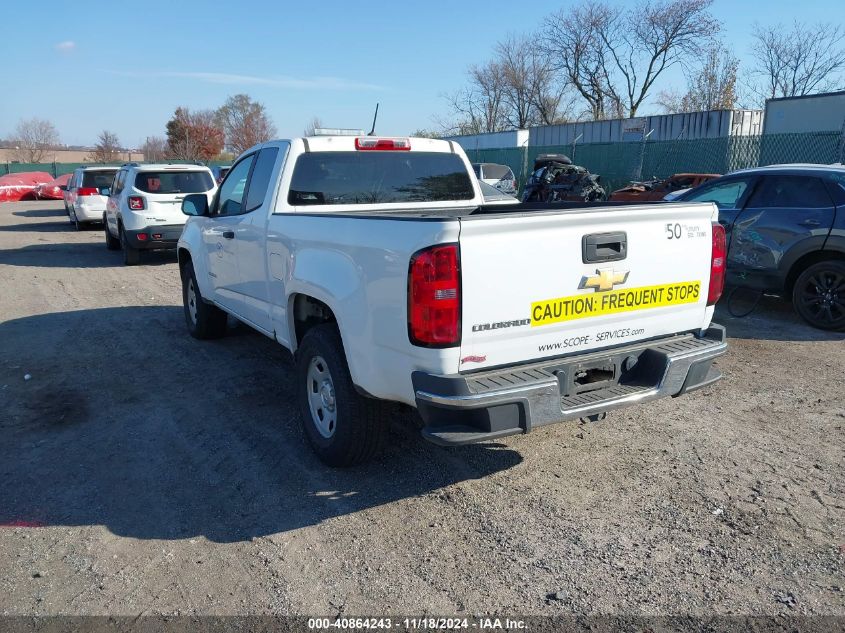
[
  {"x1": 104, "y1": 163, "x2": 216, "y2": 265},
  {"x1": 64, "y1": 166, "x2": 119, "y2": 229}
]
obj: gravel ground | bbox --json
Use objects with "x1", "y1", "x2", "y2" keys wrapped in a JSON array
[{"x1": 0, "y1": 200, "x2": 842, "y2": 618}]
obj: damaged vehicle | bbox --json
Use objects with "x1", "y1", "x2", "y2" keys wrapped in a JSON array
[
  {"x1": 609, "y1": 173, "x2": 721, "y2": 202},
  {"x1": 521, "y1": 154, "x2": 606, "y2": 203}
]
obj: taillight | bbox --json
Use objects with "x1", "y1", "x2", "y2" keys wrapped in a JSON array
[
  {"x1": 355, "y1": 137, "x2": 411, "y2": 151},
  {"x1": 708, "y1": 223, "x2": 726, "y2": 305},
  {"x1": 408, "y1": 244, "x2": 461, "y2": 347},
  {"x1": 128, "y1": 196, "x2": 146, "y2": 211},
  {"x1": 77, "y1": 187, "x2": 99, "y2": 196}
]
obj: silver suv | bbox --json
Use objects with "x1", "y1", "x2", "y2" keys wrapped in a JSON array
[{"x1": 103, "y1": 163, "x2": 216, "y2": 265}]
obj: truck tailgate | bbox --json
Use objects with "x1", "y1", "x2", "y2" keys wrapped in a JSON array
[{"x1": 457, "y1": 203, "x2": 717, "y2": 371}]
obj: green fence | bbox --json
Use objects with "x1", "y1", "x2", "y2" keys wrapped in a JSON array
[
  {"x1": 4, "y1": 131, "x2": 844, "y2": 193},
  {"x1": 461, "y1": 130, "x2": 845, "y2": 195}
]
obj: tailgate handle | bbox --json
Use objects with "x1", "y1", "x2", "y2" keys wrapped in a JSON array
[{"x1": 582, "y1": 232, "x2": 627, "y2": 263}]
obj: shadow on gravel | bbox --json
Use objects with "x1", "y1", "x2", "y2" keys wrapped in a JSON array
[
  {"x1": 11, "y1": 208, "x2": 67, "y2": 218},
  {"x1": 715, "y1": 296, "x2": 845, "y2": 343},
  {"x1": 0, "y1": 220, "x2": 80, "y2": 233},
  {"x1": 0, "y1": 242, "x2": 177, "y2": 267},
  {"x1": 0, "y1": 307, "x2": 522, "y2": 543}
]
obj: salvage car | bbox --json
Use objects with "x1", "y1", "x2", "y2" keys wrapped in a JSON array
[
  {"x1": 674, "y1": 164, "x2": 845, "y2": 330},
  {"x1": 177, "y1": 135, "x2": 726, "y2": 466},
  {"x1": 521, "y1": 154, "x2": 606, "y2": 202},
  {"x1": 609, "y1": 173, "x2": 720, "y2": 202},
  {"x1": 35, "y1": 174, "x2": 71, "y2": 200}
]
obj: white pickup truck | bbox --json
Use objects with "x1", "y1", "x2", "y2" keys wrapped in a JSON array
[{"x1": 177, "y1": 135, "x2": 727, "y2": 466}]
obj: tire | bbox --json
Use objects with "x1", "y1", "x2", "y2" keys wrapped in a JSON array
[
  {"x1": 104, "y1": 217, "x2": 120, "y2": 250},
  {"x1": 792, "y1": 260, "x2": 845, "y2": 331},
  {"x1": 181, "y1": 260, "x2": 228, "y2": 339},
  {"x1": 119, "y1": 225, "x2": 140, "y2": 265},
  {"x1": 296, "y1": 324, "x2": 389, "y2": 467}
]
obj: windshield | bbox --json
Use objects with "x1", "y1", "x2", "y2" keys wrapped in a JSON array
[
  {"x1": 134, "y1": 171, "x2": 214, "y2": 194},
  {"x1": 289, "y1": 152, "x2": 475, "y2": 205},
  {"x1": 481, "y1": 164, "x2": 512, "y2": 180}
]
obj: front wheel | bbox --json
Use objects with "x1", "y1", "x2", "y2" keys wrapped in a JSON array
[
  {"x1": 792, "y1": 260, "x2": 845, "y2": 331},
  {"x1": 181, "y1": 261, "x2": 228, "y2": 339},
  {"x1": 296, "y1": 324, "x2": 389, "y2": 467}
]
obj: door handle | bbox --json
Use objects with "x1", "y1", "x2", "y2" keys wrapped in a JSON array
[
  {"x1": 799, "y1": 219, "x2": 821, "y2": 227},
  {"x1": 222, "y1": 230, "x2": 235, "y2": 239}
]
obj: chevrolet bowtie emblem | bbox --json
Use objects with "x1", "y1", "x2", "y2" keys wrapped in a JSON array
[{"x1": 579, "y1": 268, "x2": 630, "y2": 292}]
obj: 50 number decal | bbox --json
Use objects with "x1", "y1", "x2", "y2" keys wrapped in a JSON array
[{"x1": 665, "y1": 223, "x2": 682, "y2": 239}]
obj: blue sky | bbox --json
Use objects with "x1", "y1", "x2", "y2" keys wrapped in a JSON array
[{"x1": 0, "y1": 0, "x2": 838, "y2": 147}]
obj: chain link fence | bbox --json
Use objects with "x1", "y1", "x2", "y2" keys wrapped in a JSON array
[
  {"x1": 4, "y1": 131, "x2": 844, "y2": 194},
  {"x1": 461, "y1": 130, "x2": 845, "y2": 196}
]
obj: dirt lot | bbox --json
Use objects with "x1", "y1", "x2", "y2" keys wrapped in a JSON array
[{"x1": 0, "y1": 200, "x2": 843, "y2": 618}]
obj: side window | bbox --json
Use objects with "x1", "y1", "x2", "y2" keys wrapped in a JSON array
[
  {"x1": 746, "y1": 175, "x2": 832, "y2": 209},
  {"x1": 71, "y1": 172, "x2": 79, "y2": 189},
  {"x1": 112, "y1": 170, "x2": 125, "y2": 195},
  {"x1": 684, "y1": 178, "x2": 752, "y2": 210},
  {"x1": 244, "y1": 148, "x2": 280, "y2": 212},
  {"x1": 215, "y1": 155, "x2": 255, "y2": 216}
]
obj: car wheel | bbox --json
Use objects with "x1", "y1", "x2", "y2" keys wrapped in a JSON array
[
  {"x1": 104, "y1": 218, "x2": 120, "y2": 250},
  {"x1": 792, "y1": 260, "x2": 845, "y2": 331},
  {"x1": 119, "y1": 225, "x2": 140, "y2": 265},
  {"x1": 181, "y1": 261, "x2": 227, "y2": 339},
  {"x1": 296, "y1": 323, "x2": 389, "y2": 467}
]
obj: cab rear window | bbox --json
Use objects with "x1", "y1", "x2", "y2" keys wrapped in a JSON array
[
  {"x1": 134, "y1": 171, "x2": 213, "y2": 194},
  {"x1": 289, "y1": 152, "x2": 474, "y2": 205}
]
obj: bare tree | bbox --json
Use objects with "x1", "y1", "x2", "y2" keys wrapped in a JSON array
[
  {"x1": 597, "y1": 0, "x2": 719, "y2": 117},
  {"x1": 10, "y1": 117, "x2": 60, "y2": 162},
  {"x1": 657, "y1": 43, "x2": 739, "y2": 113},
  {"x1": 303, "y1": 117, "x2": 323, "y2": 136},
  {"x1": 443, "y1": 61, "x2": 507, "y2": 135},
  {"x1": 140, "y1": 136, "x2": 168, "y2": 162},
  {"x1": 216, "y1": 94, "x2": 277, "y2": 155},
  {"x1": 751, "y1": 21, "x2": 845, "y2": 100},
  {"x1": 87, "y1": 130, "x2": 121, "y2": 163},
  {"x1": 496, "y1": 36, "x2": 541, "y2": 129},
  {"x1": 541, "y1": 3, "x2": 623, "y2": 120}
]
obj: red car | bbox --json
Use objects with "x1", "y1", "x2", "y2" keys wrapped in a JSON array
[
  {"x1": 0, "y1": 171, "x2": 53, "y2": 203},
  {"x1": 35, "y1": 174, "x2": 72, "y2": 200}
]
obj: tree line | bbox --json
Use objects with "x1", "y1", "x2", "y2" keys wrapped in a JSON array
[
  {"x1": 2, "y1": 94, "x2": 277, "y2": 164},
  {"x1": 428, "y1": 0, "x2": 845, "y2": 136}
]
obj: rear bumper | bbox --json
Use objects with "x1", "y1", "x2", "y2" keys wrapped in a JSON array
[
  {"x1": 123, "y1": 225, "x2": 184, "y2": 250},
  {"x1": 413, "y1": 325, "x2": 727, "y2": 446},
  {"x1": 74, "y1": 202, "x2": 107, "y2": 221}
]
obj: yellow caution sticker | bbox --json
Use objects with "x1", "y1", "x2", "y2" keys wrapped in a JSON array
[{"x1": 531, "y1": 281, "x2": 702, "y2": 327}]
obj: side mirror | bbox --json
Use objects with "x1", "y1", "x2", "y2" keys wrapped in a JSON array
[
  {"x1": 58, "y1": 185, "x2": 67, "y2": 191},
  {"x1": 99, "y1": 187, "x2": 110, "y2": 196},
  {"x1": 182, "y1": 193, "x2": 209, "y2": 216}
]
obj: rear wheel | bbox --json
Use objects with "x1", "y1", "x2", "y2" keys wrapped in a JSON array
[
  {"x1": 792, "y1": 260, "x2": 845, "y2": 331},
  {"x1": 181, "y1": 261, "x2": 228, "y2": 339},
  {"x1": 296, "y1": 324, "x2": 389, "y2": 467},
  {"x1": 119, "y1": 225, "x2": 140, "y2": 265}
]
